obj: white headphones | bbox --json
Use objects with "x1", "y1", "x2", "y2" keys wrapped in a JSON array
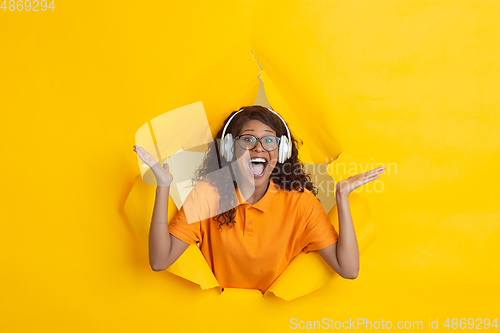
[{"x1": 219, "y1": 107, "x2": 292, "y2": 163}]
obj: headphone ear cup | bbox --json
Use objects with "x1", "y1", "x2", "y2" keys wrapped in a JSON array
[
  {"x1": 277, "y1": 138, "x2": 283, "y2": 163},
  {"x1": 228, "y1": 143, "x2": 235, "y2": 162},
  {"x1": 220, "y1": 135, "x2": 226, "y2": 160},
  {"x1": 287, "y1": 138, "x2": 292, "y2": 159},
  {"x1": 280, "y1": 135, "x2": 289, "y2": 163},
  {"x1": 225, "y1": 133, "x2": 234, "y2": 162},
  {"x1": 278, "y1": 145, "x2": 282, "y2": 164}
]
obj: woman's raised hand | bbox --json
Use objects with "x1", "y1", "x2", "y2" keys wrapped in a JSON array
[
  {"x1": 336, "y1": 166, "x2": 385, "y2": 196},
  {"x1": 133, "y1": 145, "x2": 173, "y2": 187}
]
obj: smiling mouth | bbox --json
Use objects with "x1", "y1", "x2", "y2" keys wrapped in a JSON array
[{"x1": 247, "y1": 159, "x2": 269, "y2": 178}]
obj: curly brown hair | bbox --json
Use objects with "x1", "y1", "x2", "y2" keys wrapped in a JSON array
[{"x1": 190, "y1": 105, "x2": 318, "y2": 230}]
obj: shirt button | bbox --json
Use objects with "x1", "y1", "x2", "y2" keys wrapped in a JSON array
[{"x1": 248, "y1": 222, "x2": 252, "y2": 225}]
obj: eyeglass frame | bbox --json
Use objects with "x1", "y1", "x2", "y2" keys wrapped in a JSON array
[{"x1": 234, "y1": 134, "x2": 281, "y2": 152}]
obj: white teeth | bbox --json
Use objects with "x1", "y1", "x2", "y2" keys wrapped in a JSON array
[{"x1": 250, "y1": 157, "x2": 267, "y2": 163}]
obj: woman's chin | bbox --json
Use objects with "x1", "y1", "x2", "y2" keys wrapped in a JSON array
[{"x1": 252, "y1": 170, "x2": 272, "y2": 187}]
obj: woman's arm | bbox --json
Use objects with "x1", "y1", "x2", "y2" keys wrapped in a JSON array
[
  {"x1": 317, "y1": 166, "x2": 385, "y2": 279},
  {"x1": 132, "y1": 145, "x2": 190, "y2": 271},
  {"x1": 317, "y1": 190, "x2": 359, "y2": 279},
  {"x1": 149, "y1": 186, "x2": 190, "y2": 271},
  {"x1": 149, "y1": 186, "x2": 173, "y2": 271},
  {"x1": 334, "y1": 190, "x2": 359, "y2": 277}
]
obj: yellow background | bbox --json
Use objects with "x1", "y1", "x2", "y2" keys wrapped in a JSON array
[{"x1": 1, "y1": 0, "x2": 499, "y2": 331}]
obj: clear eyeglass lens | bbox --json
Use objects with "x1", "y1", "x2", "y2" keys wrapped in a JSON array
[{"x1": 239, "y1": 135, "x2": 278, "y2": 151}]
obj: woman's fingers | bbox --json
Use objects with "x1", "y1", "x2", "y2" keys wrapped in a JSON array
[
  {"x1": 134, "y1": 146, "x2": 149, "y2": 158},
  {"x1": 134, "y1": 145, "x2": 147, "y2": 155},
  {"x1": 339, "y1": 167, "x2": 385, "y2": 194},
  {"x1": 367, "y1": 166, "x2": 385, "y2": 173},
  {"x1": 364, "y1": 167, "x2": 385, "y2": 177},
  {"x1": 135, "y1": 145, "x2": 150, "y2": 158},
  {"x1": 364, "y1": 174, "x2": 381, "y2": 184},
  {"x1": 133, "y1": 145, "x2": 155, "y2": 165},
  {"x1": 363, "y1": 173, "x2": 382, "y2": 181},
  {"x1": 133, "y1": 147, "x2": 147, "y2": 162}
]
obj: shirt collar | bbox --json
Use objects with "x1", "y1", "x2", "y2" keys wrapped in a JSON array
[{"x1": 236, "y1": 179, "x2": 280, "y2": 213}]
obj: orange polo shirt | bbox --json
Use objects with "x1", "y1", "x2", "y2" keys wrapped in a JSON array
[{"x1": 168, "y1": 178, "x2": 339, "y2": 293}]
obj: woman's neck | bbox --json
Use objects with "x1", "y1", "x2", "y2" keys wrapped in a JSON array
[{"x1": 239, "y1": 178, "x2": 270, "y2": 205}]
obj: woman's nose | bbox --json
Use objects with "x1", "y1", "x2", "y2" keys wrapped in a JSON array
[{"x1": 252, "y1": 139, "x2": 265, "y2": 151}]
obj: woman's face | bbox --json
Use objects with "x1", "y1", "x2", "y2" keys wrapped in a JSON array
[{"x1": 233, "y1": 119, "x2": 279, "y2": 188}]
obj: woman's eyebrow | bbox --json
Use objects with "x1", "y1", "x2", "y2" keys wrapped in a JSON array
[{"x1": 241, "y1": 129, "x2": 275, "y2": 133}]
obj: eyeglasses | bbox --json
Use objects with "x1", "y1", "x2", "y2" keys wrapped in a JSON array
[{"x1": 235, "y1": 134, "x2": 280, "y2": 152}]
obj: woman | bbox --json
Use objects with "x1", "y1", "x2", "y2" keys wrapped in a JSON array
[{"x1": 133, "y1": 105, "x2": 385, "y2": 293}]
